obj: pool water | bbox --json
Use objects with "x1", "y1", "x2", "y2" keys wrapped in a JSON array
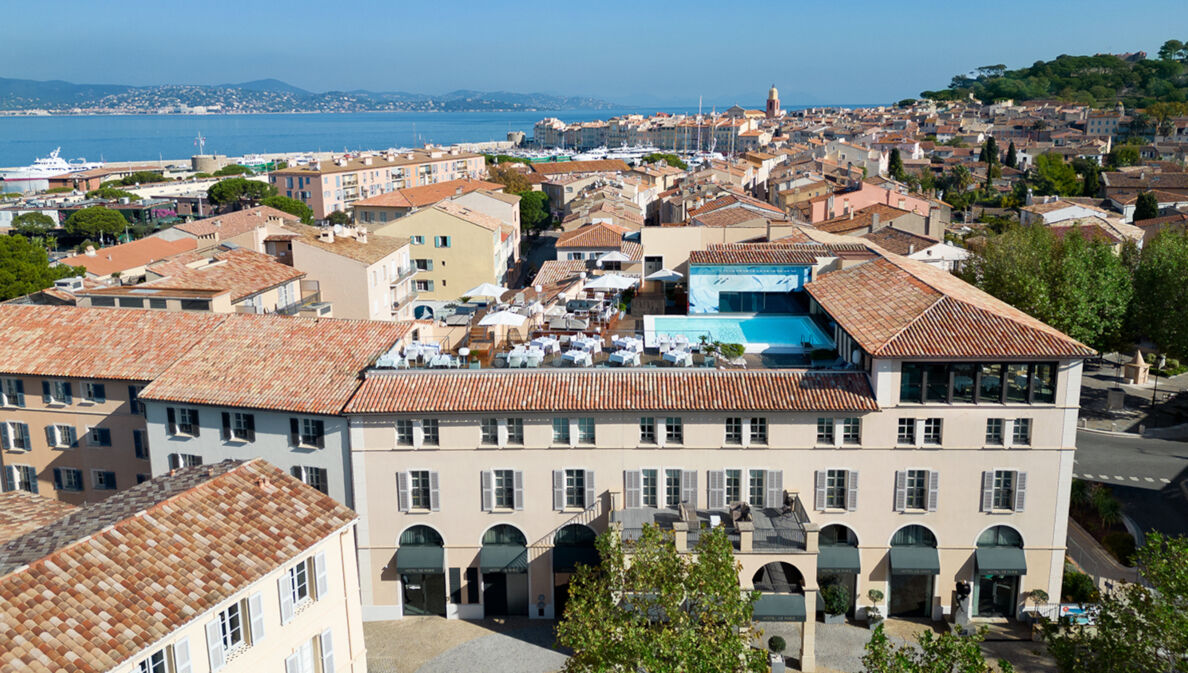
[{"x1": 645, "y1": 314, "x2": 833, "y2": 353}]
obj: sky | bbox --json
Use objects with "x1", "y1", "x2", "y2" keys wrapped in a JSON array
[{"x1": 3, "y1": 0, "x2": 1186, "y2": 106}]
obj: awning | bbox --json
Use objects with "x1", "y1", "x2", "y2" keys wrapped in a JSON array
[
  {"x1": 976, "y1": 547, "x2": 1027, "y2": 576},
  {"x1": 553, "y1": 546, "x2": 600, "y2": 573},
  {"x1": 753, "y1": 593, "x2": 806, "y2": 622},
  {"x1": 480, "y1": 544, "x2": 528, "y2": 573},
  {"x1": 889, "y1": 547, "x2": 940, "y2": 576},
  {"x1": 818, "y1": 546, "x2": 861, "y2": 572},
  {"x1": 396, "y1": 546, "x2": 443, "y2": 573}
]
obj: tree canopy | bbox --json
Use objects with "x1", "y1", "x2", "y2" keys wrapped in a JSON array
[
  {"x1": 888, "y1": 148, "x2": 906, "y2": 181},
  {"x1": 862, "y1": 624, "x2": 1013, "y2": 673},
  {"x1": 212, "y1": 164, "x2": 253, "y2": 177},
  {"x1": 1131, "y1": 230, "x2": 1188, "y2": 358},
  {"x1": 100, "y1": 171, "x2": 169, "y2": 188},
  {"x1": 260, "y1": 195, "x2": 314, "y2": 224},
  {"x1": 1004, "y1": 142, "x2": 1018, "y2": 169},
  {"x1": 1133, "y1": 192, "x2": 1159, "y2": 221},
  {"x1": 516, "y1": 190, "x2": 550, "y2": 231},
  {"x1": 486, "y1": 163, "x2": 531, "y2": 193},
  {"x1": 207, "y1": 177, "x2": 277, "y2": 208},
  {"x1": 10, "y1": 212, "x2": 56, "y2": 237},
  {"x1": 0, "y1": 235, "x2": 81, "y2": 301},
  {"x1": 63, "y1": 206, "x2": 128, "y2": 242},
  {"x1": 326, "y1": 210, "x2": 350, "y2": 225},
  {"x1": 641, "y1": 152, "x2": 688, "y2": 170},
  {"x1": 1030, "y1": 153, "x2": 1080, "y2": 196},
  {"x1": 85, "y1": 186, "x2": 140, "y2": 201},
  {"x1": 556, "y1": 525, "x2": 766, "y2": 673}
]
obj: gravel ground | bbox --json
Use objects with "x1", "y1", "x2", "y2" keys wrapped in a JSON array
[
  {"x1": 364, "y1": 617, "x2": 566, "y2": 673},
  {"x1": 415, "y1": 628, "x2": 567, "y2": 673}
]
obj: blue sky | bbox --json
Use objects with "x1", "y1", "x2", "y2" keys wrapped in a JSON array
[{"x1": 4, "y1": 0, "x2": 1185, "y2": 105}]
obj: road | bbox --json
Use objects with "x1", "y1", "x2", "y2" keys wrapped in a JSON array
[{"x1": 1073, "y1": 429, "x2": 1188, "y2": 490}]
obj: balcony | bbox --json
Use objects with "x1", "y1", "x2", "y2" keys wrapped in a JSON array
[
  {"x1": 390, "y1": 265, "x2": 417, "y2": 286},
  {"x1": 393, "y1": 289, "x2": 420, "y2": 311},
  {"x1": 612, "y1": 493, "x2": 812, "y2": 554}
]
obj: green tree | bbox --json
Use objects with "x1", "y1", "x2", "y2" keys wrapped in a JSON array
[
  {"x1": 260, "y1": 195, "x2": 314, "y2": 224},
  {"x1": 212, "y1": 164, "x2": 253, "y2": 177},
  {"x1": 979, "y1": 136, "x2": 999, "y2": 165},
  {"x1": 862, "y1": 624, "x2": 1013, "y2": 673},
  {"x1": 641, "y1": 153, "x2": 688, "y2": 170},
  {"x1": 86, "y1": 186, "x2": 140, "y2": 201},
  {"x1": 1045, "y1": 533, "x2": 1188, "y2": 673},
  {"x1": 516, "y1": 190, "x2": 550, "y2": 231},
  {"x1": 486, "y1": 163, "x2": 531, "y2": 193},
  {"x1": 1133, "y1": 191, "x2": 1159, "y2": 221},
  {"x1": 1131, "y1": 230, "x2": 1188, "y2": 357},
  {"x1": 0, "y1": 235, "x2": 81, "y2": 301},
  {"x1": 64, "y1": 206, "x2": 128, "y2": 243},
  {"x1": 1158, "y1": 39, "x2": 1186, "y2": 62},
  {"x1": 557, "y1": 525, "x2": 766, "y2": 673},
  {"x1": 10, "y1": 212, "x2": 56, "y2": 238},
  {"x1": 888, "y1": 148, "x2": 906, "y2": 181},
  {"x1": 207, "y1": 177, "x2": 277, "y2": 209},
  {"x1": 1030, "y1": 153, "x2": 1080, "y2": 196},
  {"x1": 1106, "y1": 145, "x2": 1140, "y2": 168},
  {"x1": 326, "y1": 210, "x2": 350, "y2": 225},
  {"x1": 1004, "y1": 141, "x2": 1018, "y2": 169}
]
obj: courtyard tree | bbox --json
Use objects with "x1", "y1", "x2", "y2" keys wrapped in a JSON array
[
  {"x1": 888, "y1": 148, "x2": 906, "y2": 181},
  {"x1": 1030, "y1": 153, "x2": 1079, "y2": 196},
  {"x1": 486, "y1": 163, "x2": 531, "y2": 193},
  {"x1": 557, "y1": 525, "x2": 766, "y2": 673},
  {"x1": 326, "y1": 210, "x2": 351, "y2": 225},
  {"x1": 207, "y1": 177, "x2": 277, "y2": 209},
  {"x1": 1004, "y1": 141, "x2": 1018, "y2": 169},
  {"x1": 1130, "y1": 230, "x2": 1188, "y2": 358},
  {"x1": 641, "y1": 152, "x2": 688, "y2": 170},
  {"x1": 862, "y1": 624, "x2": 1013, "y2": 673},
  {"x1": 0, "y1": 235, "x2": 81, "y2": 301},
  {"x1": 978, "y1": 136, "x2": 999, "y2": 165},
  {"x1": 1133, "y1": 191, "x2": 1159, "y2": 221},
  {"x1": 64, "y1": 206, "x2": 128, "y2": 243},
  {"x1": 517, "y1": 190, "x2": 551, "y2": 231},
  {"x1": 10, "y1": 212, "x2": 56, "y2": 238},
  {"x1": 261, "y1": 195, "x2": 314, "y2": 224}
]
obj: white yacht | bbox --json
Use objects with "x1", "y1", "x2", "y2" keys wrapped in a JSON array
[{"x1": 0, "y1": 148, "x2": 104, "y2": 192}]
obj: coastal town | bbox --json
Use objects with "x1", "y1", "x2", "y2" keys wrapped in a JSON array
[{"x1": 2, "y1": 33, "x2": 1188, "y2": 673}]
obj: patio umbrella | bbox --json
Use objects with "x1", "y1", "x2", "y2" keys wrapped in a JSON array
[
  {"x1": 585, "y1": 273, "x2": 638, "y2": 291},
  {"x1": 644, "y1": 268, "x2": 683, "y2": 282},
  {"x1": 463, "y1": 282, "x2": 510, "y2": 299},
  {"x1": 479, "y1": 310, "x2": 528, "y2": 327}
]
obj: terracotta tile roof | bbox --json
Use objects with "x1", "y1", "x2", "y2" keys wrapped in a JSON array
[
  {"x1": 1102, "y1": 171, "x2": 1188, "y2": 191},
  {"x1": 686, "y1": 192, "x2": 783, "y2": 217},
  {"x1": 556, "y1": 222, "x2": 631, "y2": 248},
  {"x1": 352, "y1": 178, "x2": 505, "y2": 208},
  {"x1": 858, "y1": 227, "x2": 938, "y2": 255},
  {"x1": 144, "y1": 247, "x2": 306, "y2": 302},
  {"x1": 430, "y1": 201, "x2": 503, "y2": 232},
  {"x1": 59, "y1": 237, "x2": 198, "y2": 276},
  {"x1": 690, "y1": 242, "x2": 826, "y2": 265},
  {"x1": 0, "y1": 305, "x2": 225, "y2": 380},
  {"x1": 805, "y1": 255, "x2": 1094, "y2": 358},
  {"x1": 1020, "y1": 199, "x2": 1110, "y2": 216},
  {"x1": 272, "y1": 149, "x2": 481, "y2": 176},
  {"x1": 0, "y1": 459, "x2": 356, "y2": 673},
  {"x1": 0, "y1": 493, "x2": 76, "y2": 545},
  {"x1": 174, "y1": 206, "x2": 299, "y2": 238},
  {"x1": 345, "y1": 370, "x2": 877, "y2": 413},
  {"x1": 691, "y1": 208, "x2": 770, "y2": 228},
  {"x1": 286, "y1": 223, "x2": 409, "y2": 265},
  {"x1": 530, "y1": 159, "x2": 631, "y2": 175},
  {"x1": 815, "y1": 203, "x2": 914, "y2": 234},
  {"x1": 1049, "y1": 223, "x2": 1122, "y2": 244},
  {"x1": 531, "y1": 260, "x2": 587, "y2": 288}
]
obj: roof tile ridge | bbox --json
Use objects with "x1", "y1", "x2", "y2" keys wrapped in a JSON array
[{"x1": 871, "y1": 279, "x2": 947, "y2": 356}]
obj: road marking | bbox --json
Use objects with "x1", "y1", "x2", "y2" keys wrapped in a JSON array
[
  {"x1": 1129, "y1": 476, "x2": 1139, "y2": 481},
  {"x1": 1145, "y1": 477, "x2": 1155, "y2": 482},
  {"x1": 1099, "y1": 474, "x2": 1111, "y2": 480},
  {"x1": 1161, "y1": 478, "x2": 1171, "y2": 484},
  {"x1": 1114, "y1": 475, "x2": 1125, "y2": 480}
]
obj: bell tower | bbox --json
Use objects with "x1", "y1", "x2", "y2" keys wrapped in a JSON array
[{"x1": 766, "y1": 84, "x2": 781, "y2": 119}]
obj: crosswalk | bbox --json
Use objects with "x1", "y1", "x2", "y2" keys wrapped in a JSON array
[{"x1": 1073, "y1": 472, "x2": 1171, "y2": 484}]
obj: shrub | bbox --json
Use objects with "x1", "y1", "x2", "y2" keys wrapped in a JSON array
[
  {"x1": 1061, "y1": 565, "x2": 1098, "y2": 603},
  {"x1": 1102, "y1": 531, "x2": 1136, "y2": 566},
  {"x1": 767, "y1": 635, "x2": 786, "y2": 653},
  {"x1": 822, "y1": 583, "x2": 851, "y2": 615},
  {"x1": 719, "y1": 343, "x2": 745, "y2": 360}
]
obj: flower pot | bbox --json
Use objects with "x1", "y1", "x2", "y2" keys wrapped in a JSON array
[
  {"x1": 824, "y1": 612, "x2": 845, "y2": 625},
  {"x1": 867, "y1": 618, "x2": 884, "y2": 631},
  {"x1": 769, "y1": 653, "x2": 786, "y2": 673}
]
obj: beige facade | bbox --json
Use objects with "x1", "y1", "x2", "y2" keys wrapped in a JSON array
[
  {"x1": 639, "y1": 222, "x2": 805, "y2": 275},
  {"x1": 283, "y1": 231, "x2": 415, "y2": 322}
]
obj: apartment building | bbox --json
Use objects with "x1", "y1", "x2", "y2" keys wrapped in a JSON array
[
  {"x1": 269, "y1": 149, "x2": 485, "y2": 220},
  {"x1": 351, "y1": 178, "x2": 506, "y2": 224},
  {"x1": 0, "y1": 459, "x2": 367, "y2": 673}
]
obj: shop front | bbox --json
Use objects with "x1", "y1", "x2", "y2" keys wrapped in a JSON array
[
  {"x1": 973, "y1": 526, "x2": 1026, "y2": 619},
  {"x1": 817, "y1": 524, "x2": 860, "y2": 618},
  {"x1": 480, "y1": 524, "x2": 529, "y2": 617},
  {"x1": 888, "y1": 525, "x2": 939, "y2": 618},
  {"x1": 552, "y1": 524, "x2": 600, "y2": 620},
  {"x1": 398, "y1": 525, "x2": 447, "y2": 617}
]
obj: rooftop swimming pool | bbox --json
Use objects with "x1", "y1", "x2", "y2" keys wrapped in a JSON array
[{"x1": 644, "y1": 314, "x2": 834, "y2": 354}]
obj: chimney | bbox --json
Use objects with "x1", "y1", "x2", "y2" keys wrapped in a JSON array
[
  {"x1": 356, "y1": 229, "x2": 367, "y2": 244},
  {"x1": 85, "y1": 245, "x2": 96, "y2": 257},
  {"x1": 872, "y1": 212, "x2": 880, "y2": 230},
  {"x1": 320, "y1": 228, "x2": 335, "y2": 243},
  {"x1": 908, "y1": 243, "x2": 916, "y2": 254}
]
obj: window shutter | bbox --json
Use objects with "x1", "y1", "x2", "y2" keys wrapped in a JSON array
[
  {"x1": 92, "y1": 384, "x2": 105, "y2": 403},
  {"x1": 244, "y1": 414, "x2": 255, "y2": 442},
  {"x1": 894, "y1": 471, "x2": 907, "y2": 512},
  {"x1": 248, "y1": 591, "x2": 265, "y2": 643},
  {"x1": 190, "y1": 410, "x2": 199, "y2": 437},
  {"x1": 278, "y1": 574, "x2": 295, "y2": 624},
  {"x1": 62, "y1": 382, "x2": 72, "y2": 404},
  {"x1": 13, "y1": 379, "x2": 23, "y2": 407},
  {"x1": 765, "y1": 470, "x2": 783, "y2": 508},
  {"x1": 314, "y1": 420, "x2": 325, "y2": 449},
  {"x1": 173, "y1": 637, "x2": 192, "y2": 673},
  {"x1": 0, "y1": 423, "x2": 8, "y2": 450},
  {"x1": 127, "y1": 385, "x2": 137, "y2": 414},
  {"x1": 927, "y1": 471, "x2": 940, "y2": 512},
  {"x1": 481, "y1": 471, "x2": 494, "y2": 511},
  {"x1": 26, "y1": 467, "x2": 37, "y2": 494},
  {"x1": 1013, "y1": 471, "x2": 1027, "y2": 512},
  {"x1": 290, "y1": 418, "x2": 300, "y2": 446},
  {"x1": 681, "y1": 469, "x2": 697, "y2": 508},
  {"x1": 2, "y1": 466, "x2": 15, "y2": 491},
  {"x1": 707, "y1": 470, "x2": 725, "y2": 510},
  {"x1": 52, "y1": 467, "x2": 62, "y2": 490},
  {"x1": 584, "y1": 470, "x2": 596, "y2": 509},
  {"x1": 284, "y1": 652, "x2": 300, "y2": 673},
  {"x1": 45, "y1": 425, "x2": 56, "y2": 447},
  {"x1": 204, "y1": 619, "x2": 225, "y2": 672},
  {"x1": 814, "y1": 470, "x2": 827, "y2": 511},
  {"x1": 41, "y1": 381, "x2": 51, "y2": 404},
  {"x1": 513, "y1": 470, "x2": 524, "y2": 511},
  {"x1": 167, "y1": 407, "x2": 177, "y2": 435},
  {"x1": 221, "y1": 412, "x2": 231, "y2": 441},
  {"x1": 623, "y1": 470, "x2": 641, "y2": 508},
  {"x1": 66, "y1": 426, "x2": 78, "y2": 448},
  {"x1": 320, "y1": 630, "x2": 335, "y2": 673},
  {"x1": 397, "y1": 472, "x2": 411, "y2": 512},
  {"x1": 846, "y1": 470, "x2": 859, "y2": 512},
  {"x1": 314, "y1": 552, "x2": 328, "y2": 599},
  {"x1": 552, "y1": 470, "x2": 564, "y2": 510},
  {"x1": 17, "y1": 423, "x2": 28, "y2": 449},
  {"x1": 981, "y1": 471, "x2": 995, "y2": 512},
  {"x1": 429, "y1": 470, "x2": 440, "y2": 511}
]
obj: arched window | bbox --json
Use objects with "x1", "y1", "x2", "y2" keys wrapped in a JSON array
[
  {"x1": 555, "y1": 524, "x2": 597, "y2": 547},
  {"x1": 400, "y1": 525, "x2": 443, "y2": 547},
  {"x1": 977, "y1": 525, "x2": 1023, "y2": 548},
  {"x1": 820, "y1": 524, "x2": 859, "y2": 547},
  {"x1": 891, "y1": 524, "x2": 936, "y2": 548},
  {"x1": 482, "y1": 524, "x2": 527, "y2": 547}
]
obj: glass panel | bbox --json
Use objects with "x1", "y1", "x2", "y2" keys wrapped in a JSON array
[
  {"x1": 979, "y1": 364, "x2": 1003, "y2": 403},
  {"x1": 977, "y1": 525, "x2": 1023, "y2": 547},
  {"x1": 400, "y1": 525, "x2": 443, "y2": 546},
  {"x1": 1005, "y1": 364, "x2": 1031, "y2": 403},
  {"x1": 1033, "y1": 363, "x2": 1056, "y2": 404},
  {"x1": 891, "y1": 524, "x2": 936, "y2": 547},
  {"x1": 819, "y1": 524, "x2": 858, "y2": 546},
  {"x1": 482, "y1": 524, "x2": 526, "y2": 546},
  {"x1": 951, "y1": 364, "x2": 977, "y2": 403},
  {"x1": 900, "y1": 363, "x2": 923, "y2": 403},
  {"x1": 924, "y1": 364, "x2": 950, "y2": 402}
]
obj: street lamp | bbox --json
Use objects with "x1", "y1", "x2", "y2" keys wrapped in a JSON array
[{"x1": 1151, "y1": 354, "x2": 1167, "y2": 406}]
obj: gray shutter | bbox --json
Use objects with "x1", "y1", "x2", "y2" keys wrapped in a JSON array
[
  {"x1": 552, "y1": 470, "x2": 564, "y2": 510},
  {"x1": 52, "y1": 467, "x2": 62, "y2": 490},
  {"x1": 397, "y1": 472, "x2": 411, "y2": 512},
  {"x1": 167, "y1": 407, "x2": 177, "y2": 435},
  {"x1": 26, "y1": 466, "x2": 37, "y2": 494},
  {"x1": 13, "y1": 379, "x2": 23, "y2": 407},
  {"x1": 765, "y1": 470, "x2": 783, "y2": 508},
  {"x1": 513, "y1": 470, "x2": 524, "y2": 511},
  {"x1": 314, "y1": 551, "x2": 329, "y2": 599},
  {"x1": 65, "y1": 426, "x2": 78, "y2": 448},
  {"x1": 0, "y1": 423, "x2": 8, "y2": 450},
  {"x1": 480, "y1": 471, "x2": 493, "y2": 512},
  {"x1": 927, "y1": 471, "x2": 940, "y2": 512},
  {"x1": 284, "y1": 652, "x2": 300, "y2": 673},
  {"x1": 204, "y1": 619, "x2": 225, "y2": 672},
  {"x1": 45, "y1": 425, "x2": 56, "y2": 448},
  {"x1": 2, "y1": 465, "x2": 15, "y2": 491},
  {"x1": 846, "y1": 470, "x2": 859, "y2": 512},
  {"x1": 91, "y1": 384, "x2": 105, "y2": 403},
  {"x1": 17, "y1": 424, "x2": 29, "y2": 450},
  {"x1": 681, "y1": 470, "x2": 697, "y2": 508},
  {"x1": 62, "y1": 382, "x2": 72, "y2": 404},
  {"x1": 1013, "y1": 471, "x2": 1027, "y2": 512},
  {"x1": 981, "y1": 471, "x2": 995, "y2": 512},
  {"x1": 41, "y1": 381, "x2": 51, "y2": 404},
  {"x1": 707, "y1": 470, "x2": 725, "y2": 510},
  {"x1": 248, "y1": 591, "x2": 265, "y2": 643},
  {"x1": 624, "y1": 470, "x2": 642, "y2": 509},
  {"x1": 173, "y1": 637, "x2": 192, "y2": 673},
  {"x1": 221, "y1": 412, "x2": 231, "y2": 441},
  {"x1": 894, "y1": 471, "x2": 907, "y2": 512},
  {"x1": 429, "y1": 470, "x2": 440, "y2": 511},
  {"x1": 278, "y1": 573, "x2": 295, "y2": 624},
  {"x1": 814, "y1": 471, "x2": 827, "y2": 510},
  {"x1": 320, "y1": 629, "x2": 335, "y2": 673},
  {"x1": 584, "y1": 470, "x2": 596, "y2": 509}
]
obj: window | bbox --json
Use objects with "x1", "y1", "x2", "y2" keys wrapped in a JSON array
[
  {"x1": 664, "y1": 468, "x2": 682, "y2": 507},
  {"x1": 904, "y1": 469, "x2": 928, "y2": 509},
  {"x1": 922, "y1": 418, "x2": 942, "y2": 445},
  {"x1": 83, "y1": 382, "x2": 106, "y2": 403},
  {"x1": 986, "y1": 419, "x2": 1004, "y2": 445},
  {"x1": 2, "y1": 464, "x2": 37, "y2": 493},
  {"x1": 53, "y1": 467, "x2": 83, "y2": 492},
  {"x1": 128, "y1": 385, "x2": 145, "y2": 415},
  {"x1": 897, "y1": 418, "x2": 916, "y2": 444},
  {"x1": 902, "y1": 361, "x2": 1058, "y2": 405},
  {"x1": 842, "y1": 417, "x2": 861, "y2": 445},
  {"x1": 43, "y1": 380, "x2": 73, "y2": 405},
  {"x1": 133, "y1": 430, "x2": 148, "y2": 459},
  {"x1": 422, "y1": 419, "x2": 439, "y2": 446},
  {"x1": 750, "y1": 417, "x2": 768, "y2": 444},
  {"x1": 639, "y1": 417, "x2": 656, "y2": 444},
  {"x1": 434, "y1": 235, "x2": 452, "y2": 248},
  {"x1": 553, "y1": 417, "x2": 570, "y2": 444},
  {"x1": 664, "y1": 417, "x2": 682, "y2": 444},
  {"x1": 285, "y1": 632, "x2": 334, "y2": 673},
  {"x1": 396, "y1": 419, "x2": 414, "y2": 446},
  {"x1": 168, "y1": 453, "x2": 202, "y2": 469},
  {"x1": 410, "y1": 235, "x2": 424, "y2": 245},
  {"x1": 725, "y1": 417, "x2": 743, "y2": 444},
  {"x1": 222, "y1": 412, "x2": 255, "y2": 442},
  {"x1": 414, "y1": 279, "x2": 434, "y2": 292},
  {"x1": 88, "y1": 426, "x2": 111, "y2": 447},
  {"x1": 507, "y1": 418, "x2": 524, "y2": 445},
  {"x1": 135, "y1": 649, "x2": 170, "y2": 673},
  {"x1": 493, "y1": 469, "x2": 515, "y2": 508},
  {"x1": 816, "y1": 418, "x2": 834, "y2": 445},
  {"x1": 1, "y1": 422, "x2": 30, "y2": 451},
  {"x1": 565, "y1": 469, "x2": 586, "y2": 508},
  {"x1": 292, "y1": 466, "x2": 329, "y2": 494},
  {"x1": 414, "y1": 258, "x2": 432, "y2": 271},
  {"x1": 992, "y1": 470, "x2": 1015, "y2": 510},
  {"x1": 480, "y1": 418, "x2": 498, "y2": 445},
  {"x1": 216, "y1": 602, "x2": 245, "y2": 654},
  {"x1": 1012, "y1": 419, "x2": 1031, "y2": 446},
  {"x1": 577, "y1": 417, "x2": 595, "y2": 444},
  {"x1": 748, "y1": 469, "x2": 765, "y2": 506},
  {"x1": 725, "y1": 469, "x2": 742, "y2": 504},
  {"x1": 2, "y1": 378, "x2": 25, "y2": 407},
  {"x1": 410, "y1": 470, "x2": 432, "y2": 509},
  {"x1": 641, "y1": 468, "x2": 658, "y2": 507},
  {"x1": 292, "y1": 418, "x2": 325, "y2": 448},
  {"x1": 288, "y1": 560, "x2": 311, "y2": 605},
  {"x1": 168, "y1": 407, "x2": 200, "y2": 436},
  {"x1": 825, "y1": 469, "x2": 848, "y2": 509},
  {"x1": 47, "y1": 424, "x2": 78, "y2": 449},
  {"x1": 93, "y1": 470, "x2": 117, "y2": 490}
]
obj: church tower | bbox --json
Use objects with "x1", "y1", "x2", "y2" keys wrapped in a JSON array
[{"x1": 766, "y1": 84, "x2": 781, "y2": 119}]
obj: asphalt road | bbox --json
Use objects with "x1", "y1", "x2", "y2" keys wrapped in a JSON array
[{"x1": 1073, "y1": 429, "x2": 1188, "y2": 490}]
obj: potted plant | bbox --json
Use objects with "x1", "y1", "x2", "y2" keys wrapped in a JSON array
[
  {"x1": 719, "y1": 342, "x2": 746, "y2": 361},
  {"x1": 767, "y1": 635, "x2": 786, "y2": 673},
  {"x1": 821, "y1": 584, "x2": 850, "y2": 624},
  {"x1": 865, "y1": 588, "x2": 885, "y2": 630},
  {"x1": 1024, "y1": 589, "x2": 1049, "y2": 639}
]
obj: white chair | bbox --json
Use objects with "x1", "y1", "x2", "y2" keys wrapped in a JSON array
[
  {"x1": 508, "y1": 352, "x2": 524, "y2": 368},
  {"x1": 526, "y1": 350, "x2": 544, "y2": 368}
]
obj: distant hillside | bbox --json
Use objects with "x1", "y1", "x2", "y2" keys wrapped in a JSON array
[
  {"x1": 0, "y1": 76, "x2": 617, "y2": 113},
  {"x1": 920, "y1": 42, "x2": 1188, "y2": 108}
]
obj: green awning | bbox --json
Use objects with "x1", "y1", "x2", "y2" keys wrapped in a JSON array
[
  {"x1": 553, "y1": 546, "x2": 600, "y2": 572},
  {"x1": 480, "y1": 544, "x2": 528, "y2": 573},
  {"x1": 818, "y1": 546, "x2": 861, "y2": 572},
  {"x1": 396, "y1": 546, "x2": 443, "y2": 573},
  {"x1": 976, "y1": 547, "x2": 1027, "y2": 576},
  {"x1": 753, "y1": 593, "x2": 806, "y2": 622},
  {"x1": 890, "y1": 547, "x2": 940, "y2": 576}
]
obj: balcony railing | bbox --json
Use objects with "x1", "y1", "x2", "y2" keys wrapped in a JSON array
[
  {"x1": 393, "y1": 290, "x2": 420, "y2": 311},
  {"x1": 391, "y1": 265, "x2": 417, "y2": 285},
  {"x1": 613, "y1": 501, "x2": 808, "y2": 554}
]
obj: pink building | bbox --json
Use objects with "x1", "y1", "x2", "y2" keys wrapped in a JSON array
[{"x1": 805, "y1": 182, "x2": 934, "y2": 224}]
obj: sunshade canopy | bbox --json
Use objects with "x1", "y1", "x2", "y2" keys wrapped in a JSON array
[
  {"x1": 889, "y1": 547, "x2": 940, "y2": 576},
  {"x1": 753, "y1": 593, "x2": 806, "y2": 622}
]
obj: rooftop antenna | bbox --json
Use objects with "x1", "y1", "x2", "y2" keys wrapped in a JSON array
[{"x1": 194, "y1": 133, "x2": 206, "y2": 155}]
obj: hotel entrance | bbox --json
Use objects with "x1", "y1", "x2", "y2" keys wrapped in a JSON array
[
  {"x1": 888, "y1": 525, "x2": 939, "y2": 618},
  {"x1": 480, "y1": 525, "x2": 529, "y2": 617},
  {"x1": 973, "y1": 526, "x2": 1026, "y2": 619},
  {"x1": 397, "y1": 525, "x2": 447, "y2": 617}
]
